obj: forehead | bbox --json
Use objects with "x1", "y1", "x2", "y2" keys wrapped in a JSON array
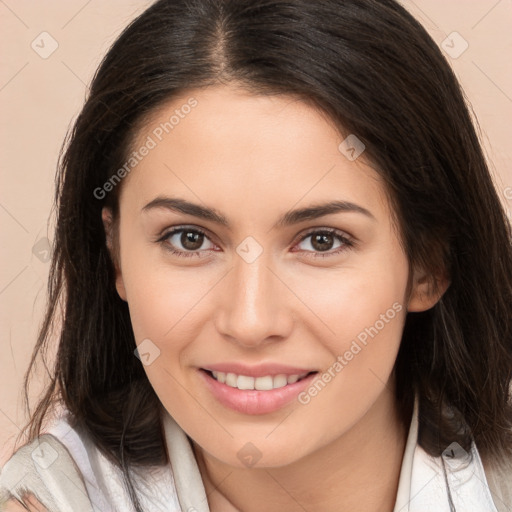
[{"x1": 120, "y1": 85, "x2": 390, "y2": 224}]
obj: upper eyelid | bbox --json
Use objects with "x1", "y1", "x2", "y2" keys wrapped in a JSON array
[{"x1": 158, "y1": 225, "x2": 215, "y2": 243}]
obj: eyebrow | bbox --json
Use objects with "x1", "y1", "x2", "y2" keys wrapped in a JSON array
[{"x1": 142, "y1": 196, "x2": 376, "y2": 229}]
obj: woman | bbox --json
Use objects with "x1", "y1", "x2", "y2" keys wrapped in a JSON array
[{"x1": 1, "y1": 0, "x2": 511, "y2": 510}]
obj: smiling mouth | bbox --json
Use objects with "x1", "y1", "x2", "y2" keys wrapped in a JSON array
[{"x1": 201, "y1": 369, "x2": 318, "y2": 391}]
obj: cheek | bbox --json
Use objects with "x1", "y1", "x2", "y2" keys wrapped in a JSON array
[
  {"x1": 289, "y1": 248, "x2": 409, "y2": 422},
  {"x1": 120, "y1": 259, "x2": 211, "y2": 413},
  {"x1": 124, "y1": 265, "x2": 217, "y2": 348},
  {"x1": 293, "y1": 246, "x2": 409, "y2": 420},
  {"x1": 291, "y1": 247, "x2": 409, "y2": 355},
  {"x1": 118, "y1": 221, "x2": 209, "y2": 343}
]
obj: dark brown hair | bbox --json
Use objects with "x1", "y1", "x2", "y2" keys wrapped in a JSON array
[{"x1": 18, "y1": 0, "x2": 512, "y2": 510}]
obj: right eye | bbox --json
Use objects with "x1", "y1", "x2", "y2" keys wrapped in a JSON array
[{"x1": 157, "y1": 226, "x2": 217, "y2": 258}]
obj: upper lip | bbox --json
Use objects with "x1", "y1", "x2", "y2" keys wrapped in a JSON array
[{"x1": 201, "y1": 362, "x2": 317, "y2": 378}]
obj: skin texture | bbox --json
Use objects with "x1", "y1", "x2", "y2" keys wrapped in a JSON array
[{"x1": 103, "y1": 84, "x2": 448, "y2": 512}]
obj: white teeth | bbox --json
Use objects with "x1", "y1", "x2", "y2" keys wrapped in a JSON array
[
  {"x1": 273, "y1": 374, "x2": 288, "y2": 389},
  {"x1": 254, "y1": 376, "x2": 274, "y2": 390},
  {"x1": 210, "y1": 371, "x2": 308, "y2": 390},
  {"x1": 225, "y1": 373, "x2": 237, "y2": 387},
  {"x1": 212, "y1": 370, "x2": 226, "y2": 383},
  {"x1": 287, "y1": 374, "x2": 300, "y2": 384},
  {"x1": 237, "y1": 375, "x2": 255, "y2": 390}
]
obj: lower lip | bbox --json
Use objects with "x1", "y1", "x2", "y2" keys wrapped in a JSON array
[{"x1": 198, "y1": 369, "x2": 318, "y2": 415}]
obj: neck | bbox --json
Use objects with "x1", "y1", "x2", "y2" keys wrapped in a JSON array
[{"x1": 193, "y1": 384, "x2": 411, "y2": 512}]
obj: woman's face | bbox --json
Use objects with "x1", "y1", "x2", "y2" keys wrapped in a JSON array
[{"x1": 105, "y1": 84, "x2": 436, "y2": 468}]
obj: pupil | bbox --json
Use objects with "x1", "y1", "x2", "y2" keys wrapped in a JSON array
[
  {"x1": 182, "y1": 231, "x2": 203, "y2": 250},
  {"x1": 312, "y1": 233, "x2": 333, "y2": 251}
]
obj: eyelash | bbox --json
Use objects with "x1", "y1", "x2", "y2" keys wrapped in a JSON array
[{"x1": 156, "y1": 226, "x2": 354, "y2": 259}]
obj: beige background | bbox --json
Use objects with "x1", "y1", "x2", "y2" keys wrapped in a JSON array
[{"x1": 1, "y1": 0, "x2": 511, "y2": 466}]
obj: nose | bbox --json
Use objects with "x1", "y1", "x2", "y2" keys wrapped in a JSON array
[{"x1": 214, "y1": 247, "x2": 294, "y2": 348}]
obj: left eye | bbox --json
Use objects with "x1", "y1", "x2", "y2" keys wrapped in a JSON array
[{"x1": 295, "y1": 229, "x2": 352, "y2": 256}]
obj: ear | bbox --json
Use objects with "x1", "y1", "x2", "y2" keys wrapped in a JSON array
[
  {"x1": 101, "y1": 207, "x2": 127, "y2": 302},
  {"x1": 407, "y1": 266, "x2": 450, "y2": 312}
]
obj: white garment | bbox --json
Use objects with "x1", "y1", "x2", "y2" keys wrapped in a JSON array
[{"x1": 0, "y1": 395, "x2": 507, "y2": 511}]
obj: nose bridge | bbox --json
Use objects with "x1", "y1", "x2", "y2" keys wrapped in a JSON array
[{"x1": 216, "y1": 245, "x2": 291, "y2": 346}]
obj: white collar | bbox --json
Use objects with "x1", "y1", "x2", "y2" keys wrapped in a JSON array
[
  {"x1": 393, "y1": 394, "x2": 498, "y2": 511},
  {"x1": 162, "y1": 394, "x2": 498, "y2": 512},
  {"x1": 1, "y1": 394, "x2": 499, "y2": 511}
]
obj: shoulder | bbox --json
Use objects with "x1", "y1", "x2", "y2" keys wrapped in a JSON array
[
  {"x1": 0, "y1": 432, "x2": 94, "y2": 511},
  {"x1": 0, "y1": 412, "x2": 182, "y2": 512}
]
